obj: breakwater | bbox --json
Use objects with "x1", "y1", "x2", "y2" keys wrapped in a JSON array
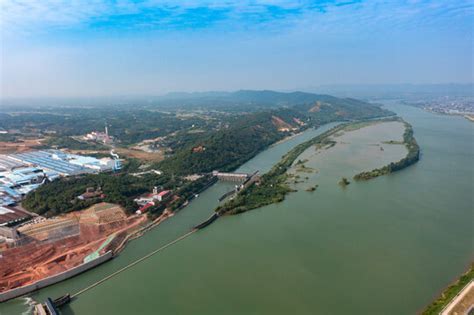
[
  {"x1": 70, "y1": 230, "x2": 196, "y2": 299},
  {"x1": 218, "y1": 190, "x2": 236, "y2": 202},
  {"x1": 193, "y1": 213, "x2": 220, "y2": 230}
]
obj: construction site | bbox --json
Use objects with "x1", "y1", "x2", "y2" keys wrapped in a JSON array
[{"x1": 0, "y1": 202, "x2": 147, "y2": 295}]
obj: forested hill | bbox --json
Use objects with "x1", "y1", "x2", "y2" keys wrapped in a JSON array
[
  {"x1": 157, "y1": 97, "x2": 393, "y2": 175},
  {"x1": 152, "y1": 90, "x2": 385, "y2": 111}
]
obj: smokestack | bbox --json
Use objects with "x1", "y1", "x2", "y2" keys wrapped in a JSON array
[{"x1": 105, "y1": 125, "x2": 109, "y2": 136}]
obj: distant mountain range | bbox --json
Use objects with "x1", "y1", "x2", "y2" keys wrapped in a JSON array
[{"x1": 1, "y1": 84, "x2": 472, "y2": 109}]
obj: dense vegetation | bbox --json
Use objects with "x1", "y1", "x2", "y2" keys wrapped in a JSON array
[
  {"x1": 353, "y1": 121, "x2": 420, "y2": 180},
  {"x1": 22, "y1": 170, "x2": 218, "y2": 217},
  {"x1": 156, "y1": 111, "x2": 288, "y2": 175},
  {"x1": 152, "y1": 90, "x2": 394, "y2": 115},
  {"x1": 422, "y1": 263, "x2": 474, "y2": 315},
  {"x1": 22, "y1": 173, "x2": 169, "y2": 216},
  {"x1": 0, "y1": 109, "x2": 207, "y2": 145}
]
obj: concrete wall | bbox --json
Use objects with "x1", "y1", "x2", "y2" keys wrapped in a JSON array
[
  {"x1": 0, "y1": 226, "x2": 18, "y2": 239},
  {"x1": 0, "y1": 251, "x2": 113, "y2": 303}
]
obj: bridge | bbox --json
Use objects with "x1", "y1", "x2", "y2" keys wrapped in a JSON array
[{"x1": 216, "y1": 171, "x2": 260, "y2": 202}]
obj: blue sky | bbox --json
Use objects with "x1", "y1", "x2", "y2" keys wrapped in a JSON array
[{"x1": 0, "y1": 0, "x2": 472, "y2": 98}]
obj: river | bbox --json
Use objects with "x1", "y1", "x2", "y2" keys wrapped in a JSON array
[{"x1": 1, "y1": 102, "x2": 473, "y2": 315}]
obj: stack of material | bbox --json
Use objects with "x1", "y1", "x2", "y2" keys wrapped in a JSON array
[
  {"x1": 79, "y1": 203, "x2": 126, "y2": 225},
  {"x1": 17, "y1": 217, "x2": 79, "y2": 242}
]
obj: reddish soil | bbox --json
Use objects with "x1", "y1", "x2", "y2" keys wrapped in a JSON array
[
  {"x1": 69, "y1": 148, "x2": 164, "y2": 162},
  {"x1": 0, "y1": 204, "x2": 147, "y2": 292},
  {"x1": 308, "y1": 101, "x2": 323, "y2": 113},
  {"x1": 271, "y1": 116, "x2": 294, "y2": 131}
]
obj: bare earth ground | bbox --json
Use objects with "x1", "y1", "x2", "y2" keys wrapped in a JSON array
[
  {"x1": 69, "y1": 148, "x2": 164, "y2": 162},
  {"x1": 115, "y1": 148, "x2": 164, "y2": 161},
  {"x1": 0, "y1": 206, "x2": 148, "y2": 292},
  {"x1": 0, "y1": 139, "x2": 44, "y2": 154}
]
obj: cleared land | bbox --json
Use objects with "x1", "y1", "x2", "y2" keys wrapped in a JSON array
[
  {"x1": 0, "y1": 139, "x2": 44, "y2": 154},
  {"x1": 68, "y1": 148, "x2": 165, "y2": 162},
  {"x1": 0, "y1": 203, "x2": 147, "y2": 292}
]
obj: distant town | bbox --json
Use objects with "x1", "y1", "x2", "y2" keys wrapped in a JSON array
[{"x1": 405, "y1": 96, "x2": 474, "y2": 121}]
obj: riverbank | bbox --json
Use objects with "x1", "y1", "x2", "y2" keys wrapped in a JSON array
[
  {"x1": 270, "y1": 131, "x2": 304, "y2": 147},
  {"x1": 464, "y1": 114, "x2": 474, "y2": 122},
  {"x1": 422, "y1": 263, "x2": 474, "y2": 315}
]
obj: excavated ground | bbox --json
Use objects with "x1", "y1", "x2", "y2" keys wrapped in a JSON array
[{"x1": 0, "y1": 204, "x2": 147, "y2": 292}]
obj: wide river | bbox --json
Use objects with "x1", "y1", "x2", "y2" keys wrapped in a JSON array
[{"x1": 1, "y1": 102, "x2": 473, "y2": 315}]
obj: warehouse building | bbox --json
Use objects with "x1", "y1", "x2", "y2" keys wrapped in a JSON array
[{"x1": 0, "y1": 150, "x2": 115, "y2": 206}]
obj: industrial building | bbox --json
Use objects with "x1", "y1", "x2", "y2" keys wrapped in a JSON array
[
  {"x1": 83, "y1": 125, "x2": 113, "y2": 144},
  {"x1": 134, "y1": 187, "x2": 172, "y2": 206},
  {"x1": 0, "y1": 206, "x2": 32, "y2": 227},
  {"x1": 0, "y1": 206, "x2": 33, "y2": 243},
  {"x1": 12, "y1": 150, "x2": 115, "y2": 176},
  {"x1": 0, "y1": 150, "x2": 116, "y2": 206},
  {"x1": 0, "y1": 155, "x2": 28, "y2": 172},
  {"x1": 0, "y1": 167, "x2": 54, "y2": 206}
]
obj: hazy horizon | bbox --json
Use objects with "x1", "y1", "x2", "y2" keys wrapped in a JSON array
[
  {"x1": 1, "y1": 83, "x2": 473, "y2": 104},
  {"x1": 1, "y1": 1, "x2": 473, "y2": 98}
]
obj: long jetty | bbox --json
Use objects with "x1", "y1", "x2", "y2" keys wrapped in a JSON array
[
  {"x1": 193, "y1": 213, "x2": 220, "y2": 230},
  {"x1": 71, "y1": 229, "x2": 196, "y2": 299},
  {"x1": 62, "y1": 212, "x2": 219, "y2": 302}
]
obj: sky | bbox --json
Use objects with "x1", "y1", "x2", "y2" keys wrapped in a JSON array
[{"x1": 0, "y1": 0, "x2": 473, "y2": 98}]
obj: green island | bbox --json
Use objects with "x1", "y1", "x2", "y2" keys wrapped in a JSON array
[
  {"x1": 305, "y1": 184, "x2": 319, "y2": 192},
  {"x1": 216, "y1": 117, "x2": 418, "y2": 215},
  {"x1": 338, "y1": 177, "x2": 351, "y2": 187},
  {"x1": 422, "y1": 263, "x2": 474, "y2": 315},
  {"x1": 353, "y1": 120, "x2": 420, "y2": 181}
]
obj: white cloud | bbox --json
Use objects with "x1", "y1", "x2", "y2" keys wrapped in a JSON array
[{"x1": 1, "y1": 0, "x2": 472, "y2": 38}]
